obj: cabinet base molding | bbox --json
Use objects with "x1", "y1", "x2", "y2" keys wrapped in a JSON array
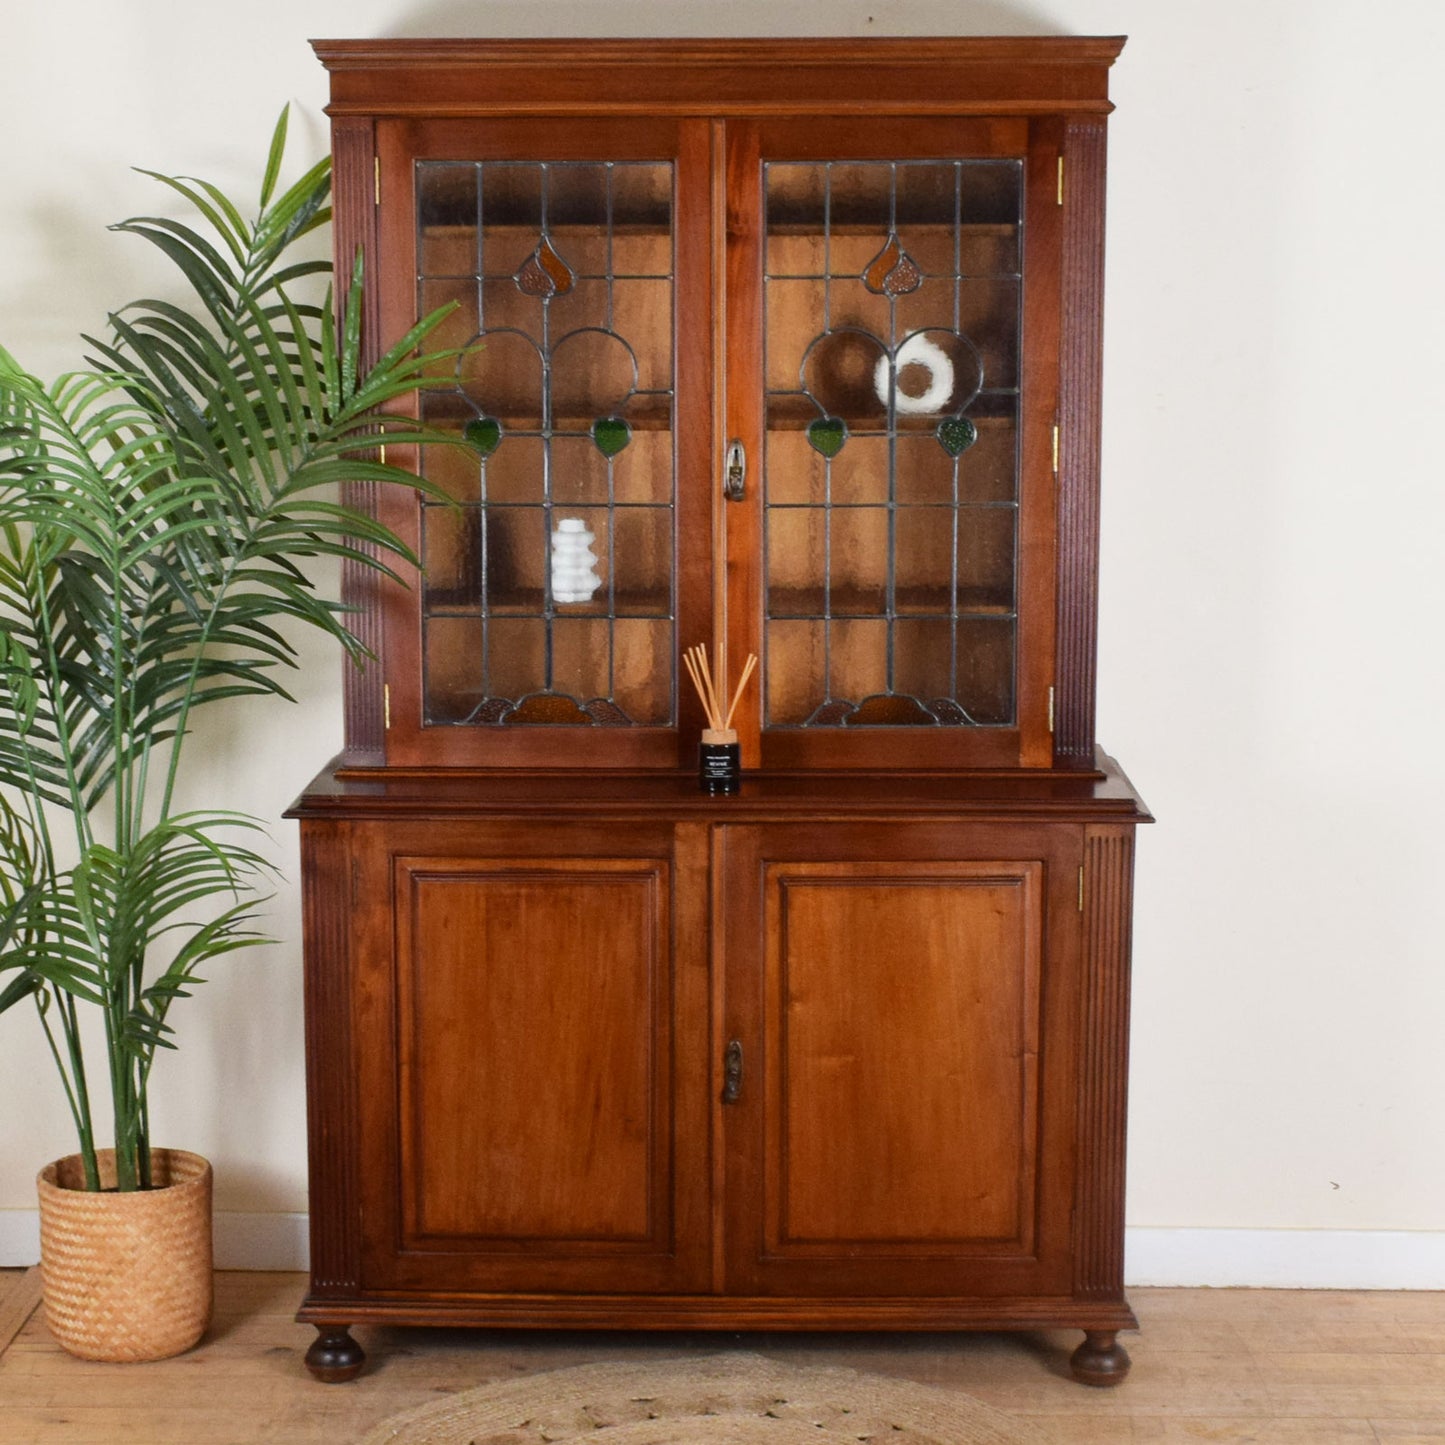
[
  {"x1": 298, "y1": 1292, "x2": 1137, "y2": 1332},
  {"x1": 298, "y1": 1294, "x2": 1136, "y2": 1385}
]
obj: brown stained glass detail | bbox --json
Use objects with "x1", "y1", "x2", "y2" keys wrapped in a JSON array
[
  {"x1": 583, "y1": 698, "x2": 633, "y2": 726},
  {"x1": 806, "y1": 700, "x2": 856, "y2": 727},
  {"x1": 844, "y1": 694, "x2": 937, "y2": 726},
  {"x1": 515, "y1": 236, "x2": 576, "y2": 297},
  {"x1": 927, "y1": 698, "x2": 972, "y2": 726},
  {"x1": 465, "y1": 698, "x2": 514, "y2": 725},
  {"x1": 479, "y1": 692, "x2": 640, "y2": 726},
  {"x1": 504, "y1": 693, "x2": 594, "y2": 725},
  {"x1": 802, "y1": 694, "x2": 978, "y2": 727},
  {"x1": 862, "y1": 233, "x2": 923, "y2": 297}
]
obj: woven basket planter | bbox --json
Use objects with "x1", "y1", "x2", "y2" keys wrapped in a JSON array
[{"x1": 37, "y1": 1148, "x2": 213, "y2": 1362}]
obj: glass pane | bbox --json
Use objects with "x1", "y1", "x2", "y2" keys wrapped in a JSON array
[
  {"x1": 894, "y1": 508, "x2": 955, "y2": 614},
  {"x1": 483, "y1": 508, "x2": 547, "y2": 614},
  {"x1": 830, "y1": 508, "x2": 889, "y2": 616},
  {"x1": 766, "y1": 619, "x2": 826, "y2": 725},
  {"x1": 421, "y1": 503, "x2": 481, "y2": 611},
  {"x1": 417, "y1": 159, "x2": 677, "y2": 728},
  {"x1": 424, "y1": 616, "x2": 485, "y2": 723},
  {"x1": 767, "y1": 507, "x2": 827, "y2": 616},
  {"x1": 894, "y1": 618, "x2": 955, "y2": 704},
  {"x1": 763, "y1": 156, "x2": 1022, "y2": 730},
  {"x1": 955, "y1": 618, "x2": 1015, "y2": 724},
  {"x1": 417, "y1": 164, "x2": 477, "y2": 274},
  {"x1": 612, "y1": 507, "x2": 673, "y2": 617}
]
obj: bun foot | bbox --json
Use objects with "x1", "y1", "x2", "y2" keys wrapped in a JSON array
[
  {"x1": 305, "y1": 1325, "x2": 365, "y2": 1382},
  {"x1": 1070, "y1": 1328, "x2": 1131, "y2": 1386}
]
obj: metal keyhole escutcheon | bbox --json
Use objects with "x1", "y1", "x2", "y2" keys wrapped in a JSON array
[
  {"x1": 724, "y1": 440, "x2": 746, "y2": 502},
  {"x1": 723, "y1": 1039, "x2": 744, "y2": 1103}
]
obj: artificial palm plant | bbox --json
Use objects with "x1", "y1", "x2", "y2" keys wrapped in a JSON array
[{"x1": 0, "y1": 111, "x2": 453, "y2": 1193}]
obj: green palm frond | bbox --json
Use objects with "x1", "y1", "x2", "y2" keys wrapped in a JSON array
[{"x1": 0, "y1": 106, "x2": 470, "y2": 1190}]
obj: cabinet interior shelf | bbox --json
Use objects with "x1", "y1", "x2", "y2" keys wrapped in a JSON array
[{"x1": 420, "y1": 394, "x2": 674, "y2": 430}]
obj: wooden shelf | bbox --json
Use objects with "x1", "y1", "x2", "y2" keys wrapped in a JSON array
[
  {"x1": 766, "y1": 220, "x2": 1017, "y2": 237},
  {"x1": 421, "y1": 392, "x2": 673, "y2": 430},
  {"x1": 768, "y1": 585, "x2": 1014, "y2": 618},
  {"x1": 764, "y1": 394, "x2": 1012, "y2": 430},
  {"x1": 421, "y1": 219, "x2": 671, "y2": 237},
  {"x1": 425, "y1": 591, "x2": 672, "y2": 619}
]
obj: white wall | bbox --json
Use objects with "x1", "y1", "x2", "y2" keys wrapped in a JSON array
[{"x1": 3, "y1": 0, "x2": 1444, "y2": 1285}]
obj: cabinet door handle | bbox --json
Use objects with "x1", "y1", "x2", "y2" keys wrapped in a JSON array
[
  {"x1": 723, "y1": 1039, "x2": 744, "y2": 1103},
  {"x1": 723, "y1": 440, "x2": 746, "y2": 503}
]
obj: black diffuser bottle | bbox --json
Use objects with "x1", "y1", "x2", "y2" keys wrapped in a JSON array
[{"x1": 699, "y1": 728, "x2": 741, "y2": 795}]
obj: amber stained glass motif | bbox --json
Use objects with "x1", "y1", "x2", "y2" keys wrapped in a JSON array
[
  {"x1": 863, "y1": 233, "x2": 923, "y2": 296},
  {"x1": 515, "y1": 236, "x2": 576, "y2": 297}
]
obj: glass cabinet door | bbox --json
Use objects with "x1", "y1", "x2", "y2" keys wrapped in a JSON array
[
  {"x1": 372, "y1": 116, "x2": 1058, "y2": 772},
  {"x1": 376, "y1": 119, "x2": 712, "y2": 768},
  {"x1": 727, "y1": 119, "x2": 1059, "y2": 770}
]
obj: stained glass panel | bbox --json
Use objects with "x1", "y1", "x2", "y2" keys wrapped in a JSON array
[
  {"x1": 763, "y1": 158, "x2": 1023, "y2": 729},
  {"x1": 415, "y1": 160, "x2": 676, "y2": 727}
]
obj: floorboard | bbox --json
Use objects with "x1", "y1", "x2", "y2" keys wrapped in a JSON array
[{"x1": 1, "y1": 1272, "x2": 1443, "y2": 1443}]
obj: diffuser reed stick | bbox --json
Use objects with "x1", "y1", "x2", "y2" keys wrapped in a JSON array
[
  {"x1": 723, "y1": 653, "x2": 758, "y2": 731},
  {"x1": 684, "y1": 643, "x2": 757, "y2": 738}
]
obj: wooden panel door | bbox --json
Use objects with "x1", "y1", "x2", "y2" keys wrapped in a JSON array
[
  {"x1": 351, "y1": 819, "x2": 711, "y2": 1295},
  {"x1": 721, "y1": 821, "x2": 1081, "y2": 1298}
]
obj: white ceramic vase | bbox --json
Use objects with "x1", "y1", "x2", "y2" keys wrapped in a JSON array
[{"x1": 551, "y1": 517, "x2": 602, "y2": 604}]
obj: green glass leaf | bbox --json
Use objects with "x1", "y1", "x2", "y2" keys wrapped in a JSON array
[
  {"x1": 463, "y1": 415, "x2": 502, "y2": 458},
  {"x1": 806, "y1": 415, "x2": 848, "y2": 459},
  {"x1": 591, "y1": 415, "x2": 631, "y2": 459},
  {"x1": 936, "y1": 414, "x2": 978, "y2": 458}
]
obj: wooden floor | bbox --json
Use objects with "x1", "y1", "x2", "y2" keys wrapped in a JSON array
[{"x1": 3, "y1": 1270, "x2": 1445, "y2": 1442}]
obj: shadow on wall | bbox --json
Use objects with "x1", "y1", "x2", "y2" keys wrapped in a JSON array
[{"x1": 380, "y1": 0, "x2": 1062, "y2": 38}]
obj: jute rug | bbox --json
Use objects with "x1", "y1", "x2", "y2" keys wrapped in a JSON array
[{"x1": 357, "y1": 1352, "x2": 1044, "y2": 1444}]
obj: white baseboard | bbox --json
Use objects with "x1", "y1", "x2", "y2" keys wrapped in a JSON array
[
  {"x1": 0, "y1": 1209, "x2": 309, "y2": 1271},
  {"x1": 1124, "y1": 1227, "x2": 1445, "y2": 1290},
  {"x1": 0, "y1": 1211, "x2": 38, "y2": 1268},
  {"x1": 4, "y1": 1214, "x2": 1443, "y2": 1289}
]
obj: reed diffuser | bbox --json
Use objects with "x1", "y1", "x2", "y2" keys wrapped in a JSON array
[{"x1": 684, "y1": 644, "x2": 757, "y2": 794}]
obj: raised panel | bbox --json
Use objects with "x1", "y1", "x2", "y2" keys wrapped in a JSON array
[
  {"x1": 348, "y1": 821, "x2": 712, "y2": 1298},
  {"x1": 722, "y1": 822, "x2": 1081, "y2": 1300},
  {"x1": 770, "y1": 863, "x2": 1041, "y2": 1251},
  {"x1": 397, "y1": 860, "x2": 659, "y2": 1244}
]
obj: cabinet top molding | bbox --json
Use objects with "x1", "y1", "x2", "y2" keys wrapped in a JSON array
[{"x1": 312, "y1": 36, "x2": 1126, "y2": 118}]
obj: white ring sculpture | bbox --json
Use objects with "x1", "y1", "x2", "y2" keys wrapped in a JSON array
[{"x1": 873, "y1": 334, "x2": 955, "y2": 415}]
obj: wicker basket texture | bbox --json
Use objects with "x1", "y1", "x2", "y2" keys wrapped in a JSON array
[{"x1": 37, "y1": 1147, "x2": 213, "y2": 1361}]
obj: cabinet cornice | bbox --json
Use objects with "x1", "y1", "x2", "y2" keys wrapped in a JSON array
[{"x1": 313, "y1": 37, "x2": 1124, "y2": 117}]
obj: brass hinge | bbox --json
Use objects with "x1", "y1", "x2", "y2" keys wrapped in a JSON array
[
  {"x1": 1047, "y1": 685, "x2": 1055, "y2": 733},
  {"x1": 1057, "y1": 155, "x2": 1065, "y2": 206},
  {"x1": 1078, "y1": 865, "x2": 1085, "y2": 912},
  {"x1": 1052, "y1": 423, "x2": 1060, "y2": 478},
  {"x1": 374, "y1": 156, "x2": 381, "y2": 206},
  {"x1": 383, "y1": 683, "x2": 391, "y2": 730}
]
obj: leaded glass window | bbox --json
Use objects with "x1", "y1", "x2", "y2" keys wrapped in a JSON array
[
  {"x1": 763, "y1": 159, "x2": 1023, "y2": 729},
  {"x1": 415, "y1": 160, "x2": 676, "y2": 726}
]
